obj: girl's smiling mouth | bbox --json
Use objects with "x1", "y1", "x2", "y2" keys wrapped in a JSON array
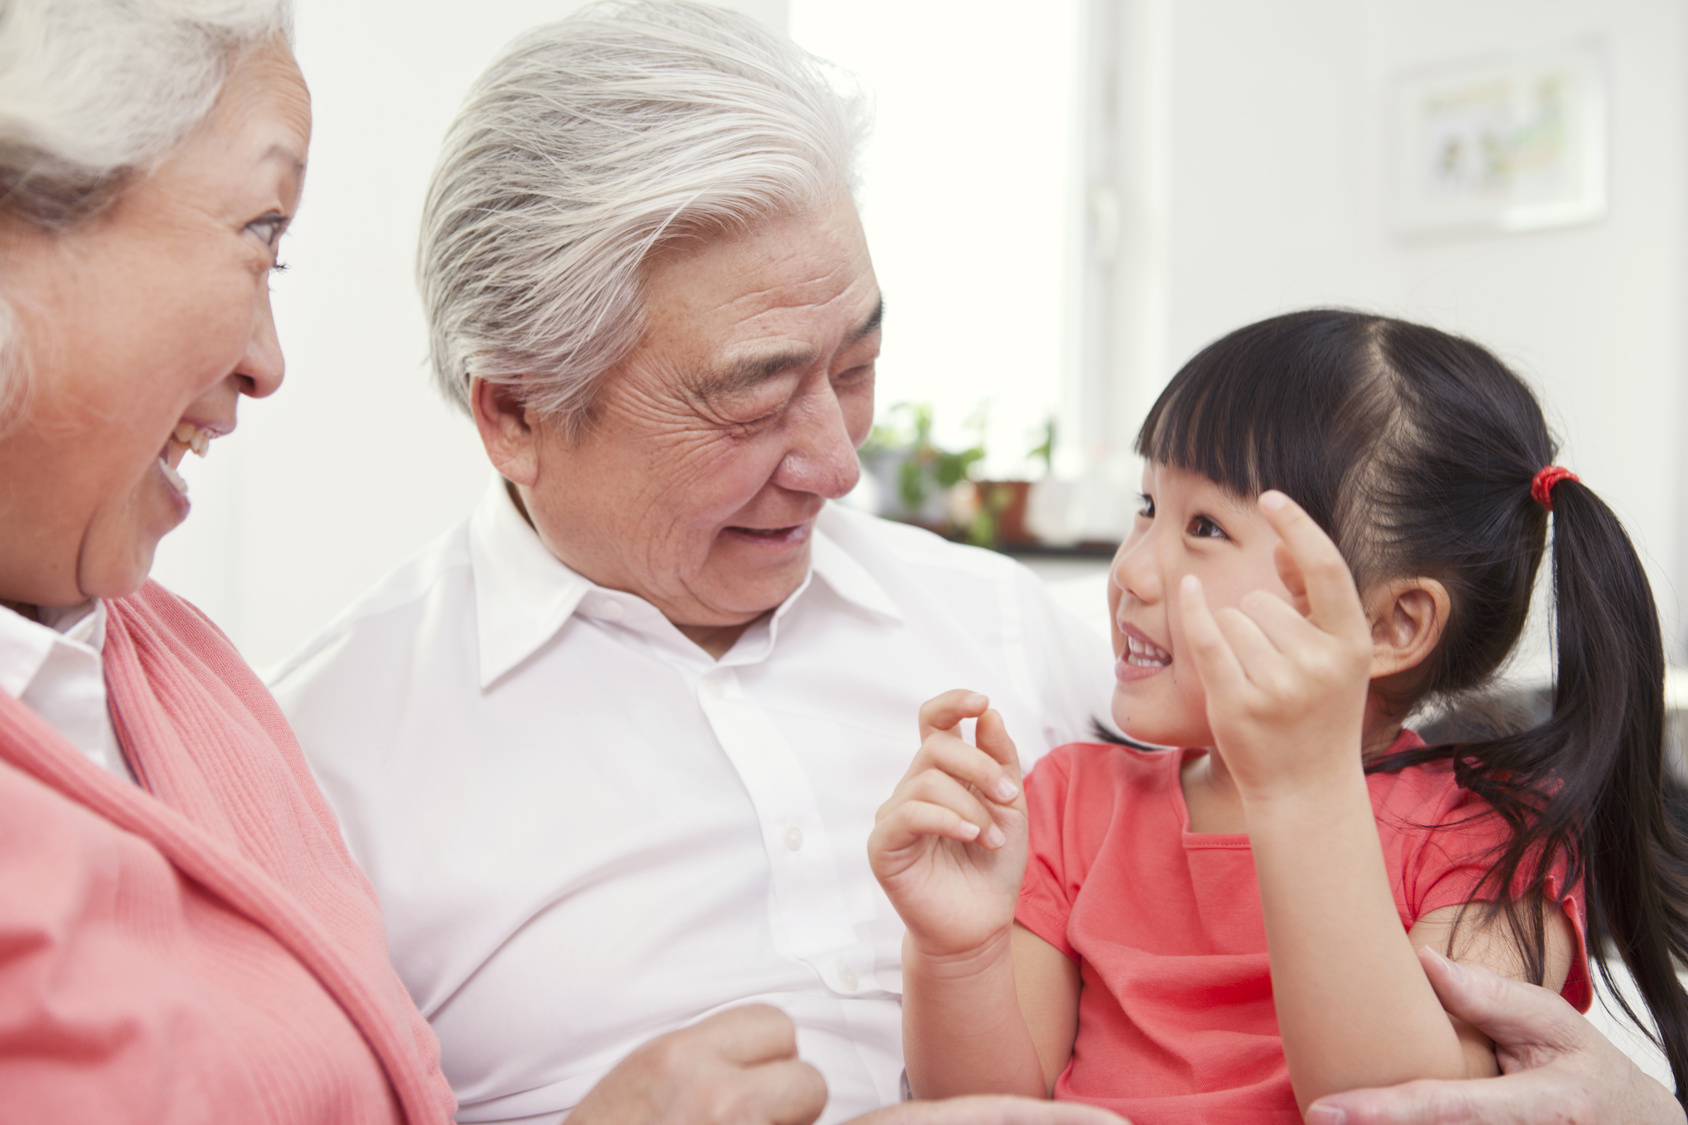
[{"x1": 1116, "y1": 622, "x2": 1172, "y2": 681}]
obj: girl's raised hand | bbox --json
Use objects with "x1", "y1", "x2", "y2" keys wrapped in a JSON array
[
  {"x1": 868, "y1": 690, "x2": 1028, "y2": 959},
  {"x1": 1178, "y1": 491, "x2": 1374, "y2": 804}
]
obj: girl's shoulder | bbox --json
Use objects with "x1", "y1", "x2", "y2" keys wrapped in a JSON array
[
  {"x1": 1032, "y1": 740, "x2": 1186, "y2": 788},
  {"x1": 1365, "y1": 730, "x2": 1493, "y2": 826}
]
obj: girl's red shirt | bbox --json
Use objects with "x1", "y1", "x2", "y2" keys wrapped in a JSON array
[{"x1": 1015, "y1": 732, "x2": 1591, "y2": 1124}]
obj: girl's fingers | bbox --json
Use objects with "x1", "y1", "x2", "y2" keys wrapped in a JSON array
[
  {"x1": 1212, "y1": 604, "x2": 1287, "y2": 686},
  {"x1": 900, "y1": 769, "x2": 1009, "y2": 848},
  {"x1": 1257, "y1": 492, "x2": 1367, "y2": 633},
  {"x1": 876, "y1": 799, "x2": 986, "y2": 851},
  {"x1": 908, "y1": 730, "x2": 1020, "y2": 805},
  {"x1": 1237, "y1": 587, "x2": 1322, "y2": 653},
  {"x1": 919, "y1": 689, "x2": 991, "y2": 741},
  {"x1": 1178, "y1": 574, "x2": 1250, "y2": 700},
  {"x1": 973, "y1": 709, "x2": 1022, "y2": 779}
]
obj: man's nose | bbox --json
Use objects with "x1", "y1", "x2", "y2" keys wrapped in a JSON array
[{"x1": 775, "y1": 385, "x2": 861, "y2": 499}]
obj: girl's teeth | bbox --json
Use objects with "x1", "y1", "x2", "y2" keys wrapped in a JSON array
[{"x1": 158, "y1": 457, "x2": 190, "y2": 495}]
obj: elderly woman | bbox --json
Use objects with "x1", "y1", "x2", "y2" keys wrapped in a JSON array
[
  {"x1": 267, "y1": 4, "x2": 1686, "y2": 1125},
  {"x1": 0, "y1": 1, "x2": 454, "y2": 1120}
]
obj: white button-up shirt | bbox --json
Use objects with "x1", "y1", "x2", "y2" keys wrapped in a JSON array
[
  {"x1": 0, "y1": 600, "x2": 133, "y2": 782},
  {"x1": 271, "y1": 479, "x2": 1112, "y2": 1124}
]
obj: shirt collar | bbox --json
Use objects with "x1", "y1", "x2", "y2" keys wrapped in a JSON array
[
  {"x1": 468, "y1": 477, "x2": 594, "y2": 689},
  {"x1": 807, "y1": 510, "x2": 904, "y2": 625},
  {"x1": 467, "y1": 480, "x2": 905, "y2": 687},
  {"x1": 0, "y1": 600, "x2": 106, "y2": 700}
]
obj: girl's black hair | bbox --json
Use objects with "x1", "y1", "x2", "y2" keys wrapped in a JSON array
[{"x1": 1135, "y1": 308, "x2": 1688, "y2": 1102}]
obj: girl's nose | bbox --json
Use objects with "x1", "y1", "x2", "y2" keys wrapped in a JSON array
[{"x1": 1111, "y1": 538, "x2": 1163, "y2": 606}]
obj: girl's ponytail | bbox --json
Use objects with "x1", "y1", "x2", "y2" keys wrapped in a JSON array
[{"x1": 1546, "y1": 478, "x2": 1688, "y2": 1098}]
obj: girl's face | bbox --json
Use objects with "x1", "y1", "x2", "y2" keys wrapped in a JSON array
[{"x1": 1107, "y1": 462, "x2": 1299, "y2": 748}]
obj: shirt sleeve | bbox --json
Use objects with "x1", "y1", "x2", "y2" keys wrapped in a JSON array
[
  {"x1": 1395, "y1": 781, "x2": 1593, "y2": 1013},
  {"x1": 1015, "y1": 749, "x2": 1080, "y2": 960}
]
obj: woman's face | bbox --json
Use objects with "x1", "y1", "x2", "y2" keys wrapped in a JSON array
[{"x1": 0, "y1": 41, "x2": 310, "y2": 608}]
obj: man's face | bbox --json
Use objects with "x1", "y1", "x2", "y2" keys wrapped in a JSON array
[{"x1": 515, "y1": 194, "x2": 882, "y2": 629}]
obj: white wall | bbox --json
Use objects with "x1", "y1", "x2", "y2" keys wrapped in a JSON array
[
  {"x1": 151, "y1": 0, "x2": 789, "y2": 671},
  {"x1": 1104, "y1": 0, "x2": 1688, "y2": 660}
]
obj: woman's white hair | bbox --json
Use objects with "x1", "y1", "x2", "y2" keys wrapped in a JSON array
[
  {"x1": 0, "y1": 0, "x2": 293, "y2": 424},
  {"x1": 418, "y1": 0, "x2": 869, "y2": 435}
]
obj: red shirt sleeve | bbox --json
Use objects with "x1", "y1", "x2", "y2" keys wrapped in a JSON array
[
  {"x1": 1380, "y1": 765, "x2": 1592, "y2": 1013},
  {"x1": 1016, "y1": 747, "x2": 1080, "y2": 960}
]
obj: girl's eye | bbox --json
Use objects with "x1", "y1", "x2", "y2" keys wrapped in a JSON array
[
  {"x1": 1136, "y1": 493, "x2": 1155, "y2": 519},
  {"x1": 1188, "y1": 514, "x2": 1227, "y2": 540}
]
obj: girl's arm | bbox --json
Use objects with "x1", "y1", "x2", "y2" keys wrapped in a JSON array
[
  {"x1": 1013, "y1": 925, "x2": 1082, "y2": 1094},
  {"x1": 1178, "y1": 493, "x2": 1537, "y2": 1111},
  {"x1": 868, "y1": 691, "x2": 1050, "y2": 1098},
  {"x1": 1405, "y1": 899, "x2": 1577, "y2": 1075}
]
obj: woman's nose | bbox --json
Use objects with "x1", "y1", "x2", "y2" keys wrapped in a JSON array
[{"x1": 237, "y1": 288, "x2": 286, "y2": 400}]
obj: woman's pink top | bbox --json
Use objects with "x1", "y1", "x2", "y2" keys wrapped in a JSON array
[
  {"x1": 1016, "y1": 736, "x2": 1591, "y2": 1125},
  {"x1": 0, "y1": 582, "x2": 457, "y2": 1123}
]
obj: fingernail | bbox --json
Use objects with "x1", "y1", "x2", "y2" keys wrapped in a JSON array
[
  {"x1": 1259, "y1": 491, "x2": 1287, "y2": 511},
  {"x1": 1305, "y1": 1108, "x2": 1343, "y2": 1125},
  {"x1": 1181, "y1": 574, "x2": 1200, "y2": 594},
  {"x1": 1422, "y1": 945, "x2": 1467, "y2": 983},
  {"x1": 963, "y1": 692, "x2": 988, "y2": 709},
  {"x1": 959, "y1": 822, "x2": 981, "y2": 840},
  {"x1": 994, "y1": 778, "x2": 1019, "y2": 802},
  {"x1": 984, "y1": 825, "x2": 1006, "y2": 848}
]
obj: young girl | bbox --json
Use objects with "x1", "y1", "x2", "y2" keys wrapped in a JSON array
[{"x1": 868, "y1": 310, "x2": 1688, "y2": 1120}]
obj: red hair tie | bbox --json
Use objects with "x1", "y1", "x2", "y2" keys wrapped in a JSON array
[{"x1": 1531, "y1": 465, "x2": 1579, "y2": 511}]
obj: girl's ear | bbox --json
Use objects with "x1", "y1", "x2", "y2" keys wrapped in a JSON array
[{"x1": 1365, "y1": 577, "x2": 1451, "y2": 680}]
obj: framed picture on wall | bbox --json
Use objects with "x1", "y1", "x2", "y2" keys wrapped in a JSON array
[{"x1": 1389, "y1": 41, "x2": 1607, "y2": 236}]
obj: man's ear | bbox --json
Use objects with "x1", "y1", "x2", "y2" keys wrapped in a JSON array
[
  {"x1": 1366, "y1": 577, "x2": 1451, "y2": 680},
  {"x1": 471, "y1": 376, "x2": 541, "y2": 487}
]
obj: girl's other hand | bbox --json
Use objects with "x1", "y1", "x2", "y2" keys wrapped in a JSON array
[
  {"x1": 1178, "y1": 491, "x2": 1373, "y2": 805},
  {"x1": 868, "y1": 689, "x2": 1028, "y2": 959}
]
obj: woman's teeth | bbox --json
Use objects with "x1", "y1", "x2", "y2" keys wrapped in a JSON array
[
  {"x1": 159, "y1": 423, "x2": 214, "y2": 496},
  {"x1": 172, "y1": 421, "x2": 211, "y2": 457},
  {"x1": 1125, "y1": 633, "x2": 1172, "y2": 667}
]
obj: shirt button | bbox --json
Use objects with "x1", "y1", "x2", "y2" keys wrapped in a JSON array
[
  {"x1": 701, "y1": 678, "x2": 724, "y2": 701},
  {"x1": 839, "y1": 964, "x2": 859, "y2": 991},
  {"x1": 599, "y1": 598, "x2": 625, "y2": 622},
  {"x1": 783, "y1": 826, "x2": 804, "y2": 852}
]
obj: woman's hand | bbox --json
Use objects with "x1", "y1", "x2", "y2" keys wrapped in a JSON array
[
  {"x1": 868, "y1": 690, "x2": 1027, "y2": 959},
  {"x1": 1177, "y1": 491, "x2": 1373, "y2": 804}
]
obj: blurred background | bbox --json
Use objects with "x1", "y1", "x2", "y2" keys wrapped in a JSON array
[{"x1": 155, "y1": 0, "x2": 1688, "y2": 686}]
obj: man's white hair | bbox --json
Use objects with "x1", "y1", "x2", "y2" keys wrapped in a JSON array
[
  {"x1": 418, "y1": 0, "x2": 869, "y2": 435},
  {"x1": 0, "y1": 0, "x2": 293, "y2": 426}
]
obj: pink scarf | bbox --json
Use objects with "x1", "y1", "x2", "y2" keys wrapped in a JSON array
[{"x1": 0, "y1": 582, "x2": 455, "y2": 1123}]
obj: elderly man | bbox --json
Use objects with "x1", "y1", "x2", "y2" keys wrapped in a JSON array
[
  {"x1": 272, "y1": 4, "x2": 1109, "y2": 1122},
  {"x1": 272, "y1": 3, "x2": 1684, "y2": 1124}
]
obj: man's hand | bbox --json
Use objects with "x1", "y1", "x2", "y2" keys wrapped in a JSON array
[
  {"x1": 568, "y1": 1005, "x2": 828, "y2": 1125},
  {"x1": 1306, "y1": 947, "x2": 1685, "y2": 1124},
  {"x1": 851, "y1": 1096, "x2": 1128, "y2": 1124}
]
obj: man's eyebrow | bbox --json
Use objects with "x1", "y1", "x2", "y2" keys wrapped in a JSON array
[
  {"x1": 850, "y1": 298, "x2": 885, "y2": 344},
  {"x1": 694, "y1": 299, "x2": 885, "y2": 401}
]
